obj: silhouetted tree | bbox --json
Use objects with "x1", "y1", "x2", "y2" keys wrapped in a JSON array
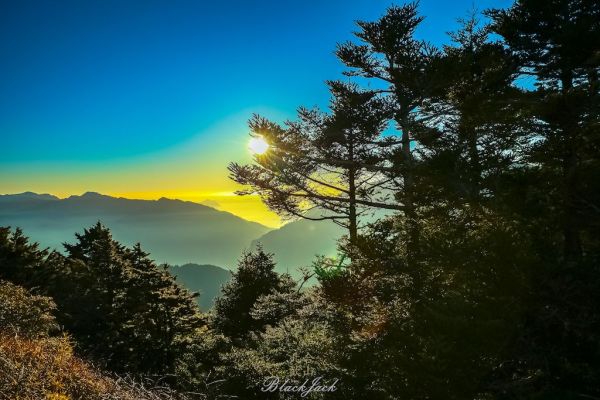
[
  {"x1": 336, "y1": 2, "x2": 441, "y2": 256},
  {"x1": 489, "y1": 0, "x2": 600, "y2": 264},
  {"x1": 229, "y1": 82, "x2": 394, "y2": 246},
  {"x1": 416, "y1": 13, "x2": 525, "y2": 211},
  {"x1": 0, "y1": 227, "x2": 50, "y2": 288},
  {"x1": 212, "y1": 247, "x2": 293, "y2": 341},
  {"x1": 60, "y1": 222, "x2": 205, "y2": 373},
  {"x1": 484, "y1": 1, "x2": 600, "y2": 397}
]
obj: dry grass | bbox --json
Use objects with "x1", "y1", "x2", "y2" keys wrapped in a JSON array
[{"x1": 0, "y1": 333, "x2": 200, "y2": 400}]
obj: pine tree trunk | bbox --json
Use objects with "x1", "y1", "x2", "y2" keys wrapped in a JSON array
[
  {"x1": 400, "y1": 118, "x2": 420, "y2": 257},
  {"x1": 349, "y1": 188, "x2": 357, "y2": 246},
  {"x1": 561, "y1": 70, "x2": 582, "y2": 264},
  {"x1": 466, "y1": 125, "x2": 481, "y2": 206},
  {"x1": 348, "y1": 138, "x2": 358, "y2": 246}
]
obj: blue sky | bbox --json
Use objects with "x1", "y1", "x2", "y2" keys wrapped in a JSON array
[{"x1": 0, "y1": 0, "x2": 513, "y2": 225}]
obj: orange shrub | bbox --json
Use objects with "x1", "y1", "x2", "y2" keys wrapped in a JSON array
[{"x1": 0, "y1": 333, "x2": 196, "y2": 400}]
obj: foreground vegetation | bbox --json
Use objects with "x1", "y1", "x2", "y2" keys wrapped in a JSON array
[
  {"x1": 1, "y1": 0, "x2": 599, "y2": 399},
  {"x1": 0, "y1": 281, "x2": 194, "y2": 400}
]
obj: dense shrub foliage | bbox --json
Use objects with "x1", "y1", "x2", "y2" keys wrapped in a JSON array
[{"x1": 0, "y1": 280, "x2": 58, "y2": 338}]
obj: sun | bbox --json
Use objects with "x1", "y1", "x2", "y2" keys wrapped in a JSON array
[{"x1": 248, "y1": 136, "x2": 269, "y2": 155}]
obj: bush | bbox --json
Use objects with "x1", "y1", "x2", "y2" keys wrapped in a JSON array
[
  {"x1": 0, "y1": 333, "x2": 199, "y2": 400},
  {"x1": 0, "y1": 280, "x2": 58, "y2": 338}
]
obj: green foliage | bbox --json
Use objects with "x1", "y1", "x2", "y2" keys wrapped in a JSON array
[
  {"x1": 249, "y1": 281, "x2": 309, "y2": 327},
  {"x1": 187, "y1": 248, "x2": 333, "y2": 399},
  {"x1": 220, "y1": 318, "x2": 341, "y2": 400},
  {"x1": 0, "y1": 223, "x2": 205, "y2": 376},
  {"x1": 212, "y1": 246, "x2": 294, "y2": 340},
  {"x1": 214, "y1": 289, "x2": 343, "y2": 400},
  {"x1": 483, "y1": 1, "x2": 600, "y2": 397},
  {"x1": 488, "y1": 0, "x2": 600, "y2": 264},
  {"x1": 0, "y1": 226, "x2": 51, "y2": 288},
  {"x1": 59, "y1": 222, "x2": 205, "y2": 374},
  {"x1": 313, "y1": 255, "x2": 347, "y2": 281},
  {"x1": 311, "y1": 210, "x2": 530, "y2": 399},
  {"x1": 173, "y1": 328, "x2": 231, "y2": 394}
]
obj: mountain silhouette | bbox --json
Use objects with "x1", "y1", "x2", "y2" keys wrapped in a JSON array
[
  {"x1": 168, "y1": 263, "x2": 231, "y2": 310},
  {"x1": 0, "y1": 192, "x2": 270, "y2": 267},
  {"x1": 251, "y1": 219, "x2": 344, "y2": 279},
  {"x1": 1, "y1": 192, "x2": 348, "y2": 280}
]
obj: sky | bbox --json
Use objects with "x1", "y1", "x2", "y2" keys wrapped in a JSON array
[{"x1": 0, "y1": 0, "x2": 512, "y2": 227}]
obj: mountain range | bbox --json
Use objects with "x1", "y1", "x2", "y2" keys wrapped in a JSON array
[
  {"x1": 0, "y1": 191, "x2": 268, "y2": 267},
  {"x1": 0, "y1": 192, "x2": 344, "y2": 300}
]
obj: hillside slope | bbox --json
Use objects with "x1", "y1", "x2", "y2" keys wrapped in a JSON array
[
  {"x1": 168, "y1": 263, "x2": 231, "y2": 310},
  {"x1": 251, "y1": 219, "x2": 344, "y2": 279}
]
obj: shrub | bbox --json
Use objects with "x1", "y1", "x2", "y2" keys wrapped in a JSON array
[
  {"x1": 0, "y1": 280, "x2": 58, "y2": 338},
  {"x1": 0, "y1": 333, "x2": 201, "y2": 400}
]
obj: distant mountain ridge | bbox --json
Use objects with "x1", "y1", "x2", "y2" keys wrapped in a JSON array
[
  {"x1": 0, "y1": 192, "x2": 270, "y2": 267},
  {"x1": 251, "y1": 219, "x2": 344, "y2": 278},
  {"x1": 0, "y1": 192, "x2": 347, "y2": 280},
  {"x1": 0, "y1": 192, "x2": 60, "y2": 201}
]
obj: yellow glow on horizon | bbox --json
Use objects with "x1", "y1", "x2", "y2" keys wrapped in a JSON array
[
  {"x1": 248, "y1": 136, "x2": 269, "y2": 155},
  {"x1": 110, "y1": 190, "x2": 282, "y2": 228},
  {"x1": 0, "y1": 113, "x2": 285, "y2": 227},
  {"x1": 0, "y1": 180, "x2": 283, "y2": 228}
]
